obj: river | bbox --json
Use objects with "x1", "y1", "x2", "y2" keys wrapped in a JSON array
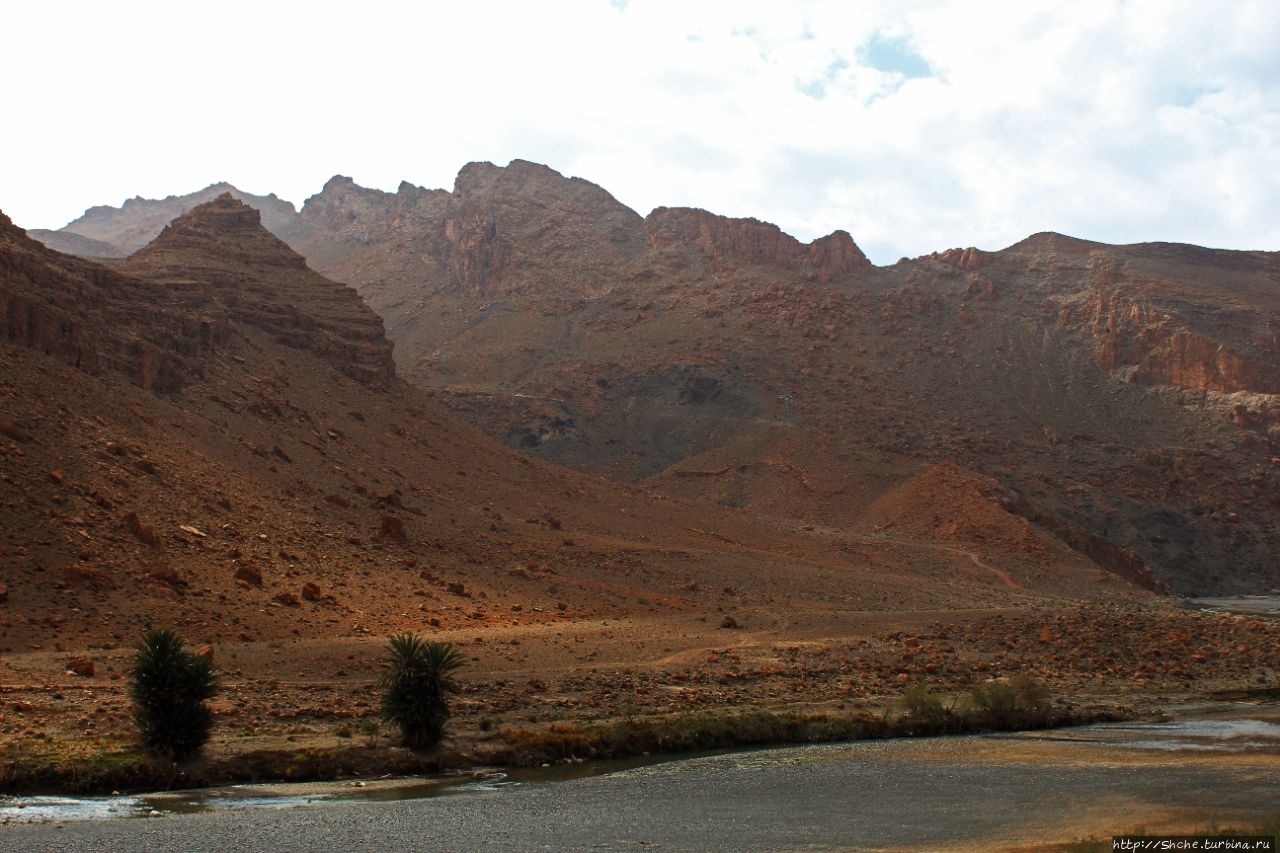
[{"x1": 4, "y1": 701, "x2": 1278, "y2": 852}]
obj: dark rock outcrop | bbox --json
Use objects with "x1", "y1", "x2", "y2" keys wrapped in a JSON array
[{"x1": 0, "y1": 209, "x2": 225, "y2": 392}]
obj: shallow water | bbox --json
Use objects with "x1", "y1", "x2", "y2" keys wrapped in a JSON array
[
  {"x1": 1189, "y1": 595, "x2": 1280, "y2": 616},
  {"x1": 1016, "y1": 715, "x2": 1280, "y2": 752},
  {"x1": 0, "y1": 751, "x2": 679, "y2": 823},
  {"x1": 3, "y1": 702, "x2": 1277, "y2": 825}
]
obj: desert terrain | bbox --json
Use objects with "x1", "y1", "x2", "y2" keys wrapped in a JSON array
[{"x1": 2, "y1": 186, "x2": 1278, "y2": 817}]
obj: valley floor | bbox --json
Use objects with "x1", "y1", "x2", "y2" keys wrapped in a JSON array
[{"x1": 3, "y1": 597, "x2": 1278, "y2": 795}]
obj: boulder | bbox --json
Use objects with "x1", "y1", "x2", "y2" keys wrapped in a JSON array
[
  {"x1": 122, "y1": 511, "x2": 161, "y2": 547},
  {"x1": 67, "y1": 658, "x2": 95, "y2": 677},
  {"x1": 234, "y1": 564, "x2": 263, "y2": 587},
  {"x1": 378, "y1": 514, "x2": 409, "y2": 544}
]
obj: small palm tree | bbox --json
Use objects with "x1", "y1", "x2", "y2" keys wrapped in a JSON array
[
  {"x1": 129, "y1": 628, "x2": 219, "y2": 761},
  {"x1": 379, "y1": 634, "x2": 464, "y2": 750}
]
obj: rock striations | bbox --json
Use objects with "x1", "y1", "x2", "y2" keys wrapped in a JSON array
[
  {"x1": 27, "y1": 161, "x2": 1280, "y2": 593},
  {"x1": 4, "y1": 195, "x2": 395, "y2": 392},
  {"x1": 0, "y1": 209, "x2": 225, "y2": 392},
  {"x1": 119, "y1": 195, "x2": 395, "y2": 386}
]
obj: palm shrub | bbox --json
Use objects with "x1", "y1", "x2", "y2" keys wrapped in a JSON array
[
  {"x1": 379, "y1": 634, "x2": 464, "y2": 750},
  {"x1": 129, "y1": 628, "x2": 219, "y2": 761}
]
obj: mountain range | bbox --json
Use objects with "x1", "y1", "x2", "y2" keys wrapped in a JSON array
[{"x1": 23, "y1": 160, "x2": 1280, "y2": 596}]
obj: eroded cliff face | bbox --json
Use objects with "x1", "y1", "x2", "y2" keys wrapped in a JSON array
[
  {"x1": 643, "y1": 207, "x2": 872, "y2": 282},
  {"x1": 645, "y1": 207, "x2": 808, "y2": 269},
  {"x1": 120, "y1": 195, "x2": 396, "y2": 387},
  {"x1": 1031, "y1": 240, "x2": 1280, "y2": 441},
  {"x1": 22, "y1": 164, "x2": 1280, "y2": 593},
  {"x1": 0, "y1": 210, "x2": 226, "y2": 392}
]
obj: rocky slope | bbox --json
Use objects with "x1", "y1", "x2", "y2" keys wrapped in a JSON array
[
  {"x1": 283, "y1": 164, "x2": 1277, "y2": 594},
  {"x1": 22, "y1": 195, "x2": 1280, "y2": 788},
  {"x1": 118, "y1": 194, "x2": 395, "y2": 386},
  {"x1": 31, "y1": 164, "x2": 1280, "y2": 594},
  {"x1": 6, "y1": 196, "x2": 1148, "y2": 665},
  {"x1": 1, "y1": 209, "x2": 224, "y2": 393}
]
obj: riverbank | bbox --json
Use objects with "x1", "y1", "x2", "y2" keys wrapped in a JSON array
[
  {"x1": 4, "y1": 600, "x2": 1278, "y2": 797},
  {"x1": 5, "y1": 702, "x2": 1279, "y2": 851},
  {"x1": 2, "y1": 696, "x2": 1131, "y2": 797}
]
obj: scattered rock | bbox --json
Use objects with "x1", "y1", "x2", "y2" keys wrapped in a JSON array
[
  {"x1": 122, "y1": 511, "x2": 161, "y2": 547},
  {"x1": 64, "y1": 563, "x2": 115, "y2": 592},
  {"x1": 234, "y1": 564, "x2": 264, "y2": 587},
  {"x1": 0, "y1": 580, "x2": 7, "y2": 602},
  {"x1": 0, "y1": 421, "x2": 32, "y2": 443},
  {"x1": 447, "y1": 582, "x2": 468, "y2": 597},
  {"x1": 378, "y1": 514, "x2": 408, "y2": 544},
  {"x1": 719, "y1": 615, "x2": 740, "y2": 629},
  {"x1": 273, "y1": 590, "x2": 300, "y2": 607},
  {"x1": 148, "y1": 563, "x2": 187, "y2": 589},
  {"x1": 195, "y1": 645, "x2": 215, "y2": 665},
  {"x1": 325, "y1": 493, "x2": 350, "y2": 508},
  {"x1": 178, "y1": 524, "x2": 207, "y2": 538},
  {"x1": 301, "y1": 582, "x2": 323, "y2": 602},
  {"x1": 67, "y1": 658, "x2": 95, "y2": 677}
]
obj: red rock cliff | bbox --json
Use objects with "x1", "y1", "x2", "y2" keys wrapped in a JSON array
[
  {"x1": 121, "y1": 195, "x2": 396, "y2": 386},
  {"x1": 0, "y1": 209, "x2": 226, "y2": 392}
]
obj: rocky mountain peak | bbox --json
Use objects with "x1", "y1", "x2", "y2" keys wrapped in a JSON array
[
  {"x1": 433, "y1": 160, "x2": 646, "y2": 296},
  {"x1": 132, "y1": 193, "x2": 306, "y2": 270},
  {"x1": 1, "y1": 206, "x2": 227, "y2": 393},
  {"x1": 121, "y1": 195, "x2": 396, "y2": 387},
  {"x1": 51, "y1": 183, "x2": 299, "y2": 258}
]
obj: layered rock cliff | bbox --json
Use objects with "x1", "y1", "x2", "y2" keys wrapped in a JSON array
[
  {"x1": 25, "y1": 163, "x2": 1280, "y2": 593},
  {"x1": 120, "y1": 195, "x2": 396, "y2": 386},
  {"x1": 0, "y1": 210, "x2": 225, "y2": 392},
  {"x1": 645, "y1": 207, "x2": 871, "y2": 281}
]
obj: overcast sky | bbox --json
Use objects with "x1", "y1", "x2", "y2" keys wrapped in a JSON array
[{"x1": 3, "y1": 0, "x2": 1278, "y2": 264}]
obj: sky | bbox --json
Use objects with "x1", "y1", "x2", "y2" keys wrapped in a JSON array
[{"x1": 2, "y1": 0, "x2": 1278, "y2": 264}]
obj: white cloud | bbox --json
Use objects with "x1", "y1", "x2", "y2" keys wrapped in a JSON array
[{"x1": 1, "y1": 0, "x2": 1277, "y2": 263}]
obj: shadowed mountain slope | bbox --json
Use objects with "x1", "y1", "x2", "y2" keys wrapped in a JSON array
[
  {"x1": 4, "y1": 197, "x2": 1146, "y2": 659},
  {"x1": 31, "y1": 164, "x2": 1280, "y2": 594}
]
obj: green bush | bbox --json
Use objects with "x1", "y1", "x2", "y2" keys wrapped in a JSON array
[
  {"x1": 379, "y1": 635, "x2": 464, "y2": 750},
  {"x1": 128, "y1": 628, "x2": 219, "y2": 761},
  {"x1": 969, "y1": 674, "x2": 1052, "y2": 729},
  {"x1": 901, "y1": 684, "x2": 952, "y2": 734}
]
